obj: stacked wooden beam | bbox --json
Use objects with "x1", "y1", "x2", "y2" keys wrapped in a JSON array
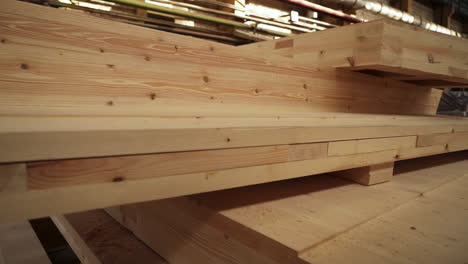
[
  {"x1": 0, "y1": 0, "x2": 467, "y2": 236},
  {"x1": 52, "y1": 152, "x2": 468, "y2": 264},
  {"x1": 237, "y1": 19, "x2": 468, "y2": 88}
]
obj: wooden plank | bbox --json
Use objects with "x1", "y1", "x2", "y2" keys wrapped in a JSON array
[
  {"x1": 27, "y1": 143, "x2": 326, "y2": 190},
  {"x1": 302, "y1": 163, "x2": 468, "y2": 263},
  {"x1": 331, "y1": 162, "x2": 394, "y2": 185},
  {"x1": 328, "y1": 136, "x2": 416, "y2": 156},
  {"x1": 2, "y1": 115, "x2": 466, "y2": 163},
  {"x1": 237, "y1": 19, "x2": 468, "y2": 86},
  {"x1": 109, "y1": 152, "x2": 468, "y2": 264},
  {"x1": 52, "y1": 210, "x2": 166, "y2": 264},
  {"x1": 0, "y1": 150, "x2": 399, "y2": 222},
  {"x1": 417, "y1": 131, "x2": 468, "y2": 147},
  {"x1": 0, "y1": 221, "x2": 51, "y2": 264},
  {"x1": 106, "y1": 205, "x2": 278, "y2": 264},
  {"x1": 0, "y1": 1, "x2": 442, "y2": 118}
]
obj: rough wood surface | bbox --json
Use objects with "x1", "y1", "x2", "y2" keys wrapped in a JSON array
[
  {"x1": 0, "y1": 0, "x2": 442, "y2": 118},
  {"x1": 2, "y1": 115, "x2": 467, "y2": 163},
  {"x1": 108, "y1": 152, "x2": 468, "y2": 264},
  {"x1": 238, "y1": 19, "x2": 468, "y2": 87},
  {"x1": 52, "y1": 210, "x2": 166, "y2": 264}
]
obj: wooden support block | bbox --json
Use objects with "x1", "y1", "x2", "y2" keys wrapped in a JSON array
[{"x1": 331, "y1": 162, "x2": 395, "y2": 185}]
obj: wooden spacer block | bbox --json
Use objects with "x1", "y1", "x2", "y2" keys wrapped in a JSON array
[{"x1": 331, "y1": 162, "x2": 394, "y2": 186}]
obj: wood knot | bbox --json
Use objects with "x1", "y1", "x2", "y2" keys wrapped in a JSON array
[
  {"x1": 20, "y1": 63, "x2": 29, "y2": 70},
  {"x1": 319, "y1": 50, "x2": 325, "y2": 55},
  {"x1": 209, "y1": 46, "x2": 215, "y2": 52},
  {"x1": 203, "y1": 76, "x2": 209, "y2": 83},
  {"x1": 112, "y1": 176, "x2": 124, "y2": 182},
  {"x1": 394, "y1": 154, "x2": 400, "y2": 159},
  {"x1": 99, "y1": 48, "x2": 105, "y2": 53},
  {"x1": 226, "y1": 137, "x2": 231, "y2": 142},
  {"x1": 427, "y1": 54, "x2": 439, "y2": 64},
  {"x1": 144, "y1": 55, "x2": 151, "y2": 61},
  {"x1": 410, "y1": 226, "x2": 417, "y2": 230},
  {"x1": 106, "y1": 64, "x2": 115, "y2": 68},
  {"x1": 107, "y1": 101, "x2": 114, "y2": 106},
  {"x1": 303, "y1": 84, "x2": 308, "y2": 90},
  {"x1": 1, "y1": 39, "x2": 6, "y2": 44},
  {"x1": 149, "y1": 93, "x2": 157, "y2": 100}
]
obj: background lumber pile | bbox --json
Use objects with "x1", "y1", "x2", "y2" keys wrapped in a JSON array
[{"x1": 237, "y1": 19, "x2": 468, "y2": 88}]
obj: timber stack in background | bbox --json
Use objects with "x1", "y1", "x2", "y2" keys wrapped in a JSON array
[{"x1": 0, "y1": 0, "x2": 467, "y2": 263}]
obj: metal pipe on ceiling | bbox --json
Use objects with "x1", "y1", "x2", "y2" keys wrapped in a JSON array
[
  {"x1": 332, "y1": 0, "x2": 463, "y2": 37},
  {"x1": 279, "y1": 0, "x2": 363, "y2": 23},
  {"x1": 103, "y1": 0, "x2": 252, "y2": 28}
]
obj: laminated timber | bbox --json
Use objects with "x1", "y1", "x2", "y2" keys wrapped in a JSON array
[
  {"x1": 237, "y1": 19, "x2": 468, "y2": 88},
  {"x1": 1, "y1": 119, "x2": 468, "y2": 222},
  {"x1": 107, "y1": 152, "x2": 468, "y2": 264},
  {"x1": 0, "y1": 0, "x2": 442, "y2": 117},
  {"x1": 1, "y1": 0, "x2": 468, "y2": 222}
]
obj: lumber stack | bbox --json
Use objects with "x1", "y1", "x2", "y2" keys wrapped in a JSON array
[
  {"x1": 105, "y1": 152, "x2": 468, "y2": 264},
  {"x1": 0, "y1": 0, "x2": 468, "y2": 225},
  {"x1": 237, "y1": 19, "x2": 468, "y2": 88}
]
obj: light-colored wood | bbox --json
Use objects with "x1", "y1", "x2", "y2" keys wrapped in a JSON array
[
  {"x1": 331, "y1": 162, "x2": 394, "y2": 185},
  {"x1": 52, "y1": 210, "x2": 166, "y2": 264},
  {"x1": 107, "y1": 205, "x2": 279, "y2": 264},
  {"x1": 3, "y1": 120, "x2": 468, "y2": 222},
  {"x1": 27, "y1": 143, "x2": 327, "y2": 190},
  {"x1": 301, "y1": 161, "x2": 468, "y2": 263},
  {"x1": 0, "y1": 150, "x2": 400, "y2": 222},
  {"x1": 238, "y1": 19, "x2": 468, "y2": 86},
  {"x1": 0, "y1": 221, "x2": 51, "y2": 264},
  {"x1": 328, "y1": 136, "x2": 416, "y2": 156},
  {"x1": 2, "y1": 115, "x2": 467, "y2": 163},
  {"x1": 417, "y1": 131, "x2": 468, "y2": 147},
  {"x1": 109, "y1": 152, "x2": 468, "y2": 264},
  {"x1": 0, "y1": 0, "x2": 442, "y2": 118}
]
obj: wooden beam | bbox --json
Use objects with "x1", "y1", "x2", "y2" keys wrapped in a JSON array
[
  {"x1": 0, "y1": 150, "x2": 401, "y2": 223},
  {"x1": 237, "y1": 19, "x2": 468, "y2": 86},
  {"x1": 0, "y1": 0, "x2": 445, "y2": 120},
  {"x1": 331, "y1": 162, "x2": 394, "y2": 185},
  {"x1": 52, "y1": 210, "x2": 167, "y2": 264},
  {"x1": 2, "y1": 115, "x2": 467, "y2": 163},
  {"x1": 107, "y1": 152, "x2": 468, "y2": 264}
]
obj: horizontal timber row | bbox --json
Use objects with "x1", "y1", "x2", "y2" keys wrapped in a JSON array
[
  {"x1": 2, "y1": 115, "x2": 468, "y2": 163},
  {"x1": 1, "y1": 129, "x2": 467, "y2": 222}
]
